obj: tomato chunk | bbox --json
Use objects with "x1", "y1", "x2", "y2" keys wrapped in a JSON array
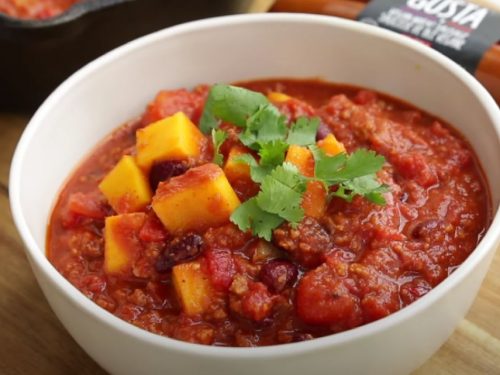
[
  {"x1": 297, "y1": 264, "x2": 362, "y2": 328},
  {"x1": 206, "y1": 247, "x2": 236, "y2": 291}
]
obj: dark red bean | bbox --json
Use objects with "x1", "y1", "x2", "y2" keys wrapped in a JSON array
[
  {"x1": 259, "y1": 259, "x2": 298, "y2": 293},
  {"x1": 149, "y1": 160, "x2": 188, "y2": 191},
  {"x1": 155, "y1": 233, "x2": 203, "y2": 273},
  {"x1": 316, "y1": 122, "x2": 332, "y2": 141}
]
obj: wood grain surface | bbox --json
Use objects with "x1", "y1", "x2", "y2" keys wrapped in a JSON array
[{"x1": 1, "y1": 111, "x2": 499, "y2": 374}]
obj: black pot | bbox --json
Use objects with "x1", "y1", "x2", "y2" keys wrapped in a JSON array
[{"x1": 0, "y1": 0, "x2": 257, "y2": 111}]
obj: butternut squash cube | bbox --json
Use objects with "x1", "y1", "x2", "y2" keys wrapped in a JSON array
[
  {"x1": 99, "y1": 155, "x2": 152, "y2": 213},
  {"x1": 286, "y1": 147, "x2": 327, "y2": 218},
  {"x1": 267, "y1": 91, "x2": 292, "y2": 103},
  {"x1": 285, "y1": 145, "x2": 314, "y2": 177},
  {"x1": 173, "y1": 261, "x2": 213, "y2": 316},
  {"x1": 152, "y1": 163, "x2": 240, "y2": 233},
  {"x1": 318, "y1": 134, "x2": 346, "y2": 156},
  {"x1": 224, "y1": 146, "x2": 251, "y2": 182},
  {"x1": 104, "y1": 213, "x2": 146, "y2": 276},
  {"x1": 136, "y1": 112, "x2": 204, "y2": 172},
  {"x1": 302, "y1": 181, "x2": 327, "y2": 219}
]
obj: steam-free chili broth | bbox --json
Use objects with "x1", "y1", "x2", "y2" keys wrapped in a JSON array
[{"x1": 47, "y1": 79, "x2": 490, "y2": 346}]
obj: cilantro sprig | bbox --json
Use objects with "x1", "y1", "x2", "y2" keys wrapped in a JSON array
[
  {"x1": 211, "y1": 129, "x2": 228, "y2": 166},
  {"x1": 309, "y1": 146, "x2": 388, "y2": 204},
  {"x1": 200, "y1": 84, "x2": 389, "y2": 240},
  {"x1": 200, "y1": 84, "x2": 268, "y2": 133}
]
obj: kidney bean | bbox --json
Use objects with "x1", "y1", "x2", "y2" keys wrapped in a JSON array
[
  {"x1": 155, "y1": 233, "x2": 203, "y2": 273},
  {"x1": 316, "y1": 122, "x2": 332, "y2": 141},
  {"x1": 259, "y1": 259, "x2": 298, "y2": 293},
  {"x1": 149, "y1": 160, "x2": 188, "y2": 191}
]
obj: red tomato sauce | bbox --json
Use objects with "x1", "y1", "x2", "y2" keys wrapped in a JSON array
[
  {"x1": 0, "y1": 0, "x2": 81, "y2": 19},
  {"x1": 47, "y1": 79, "x2": 491, "y2": 346}
]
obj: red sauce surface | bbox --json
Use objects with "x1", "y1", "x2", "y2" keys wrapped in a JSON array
[
  {"x1": 47, "y1": 79, "x2": 491, "y2": 346},
  {"x1": 0, "y1": 0, "x2": 81, "y2": 19}
]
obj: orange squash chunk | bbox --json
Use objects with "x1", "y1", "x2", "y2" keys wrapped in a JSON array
[
  {"x1": 318, "y1": 133, "x2": 346, "y2": 156},
  {"x1": 152, "y1": 163, "x2": 240, "y2": 234},
  {"x1": 136, "y1": 112, "x2": 204, "y2": 172},
  {"x1": 172, "y1": 261, "x2": 213, "y2": 316},
  {"x1": 285, "y1": 145, "x2": 314, "y2": 177},
  {"x1": 286, "y1": 146, "x2": 327, "y2": 218},
  {"x1": 302, "y1": 181, "x2": 328, "y2": 219},
  {"x1": 104, "y1": 213, "x2": 146, "y2": 276},
  {"x1": 267, "y1": 91, "x2": 292, "y2": 103},
  {"x1": 98, "y1": 155, "x2": 152, "y2": 214},
  {"x1": 224, "y1": 146, "x2": 251, "y2": 183}
]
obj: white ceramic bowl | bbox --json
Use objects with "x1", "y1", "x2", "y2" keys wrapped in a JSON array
[{"x1": 10, "y1": 13, "x2": 500, "y2": 375}]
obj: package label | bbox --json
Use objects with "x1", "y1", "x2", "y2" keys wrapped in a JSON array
[{"x1": 358, "y1": 0, "x2": 500, "y2": 73}]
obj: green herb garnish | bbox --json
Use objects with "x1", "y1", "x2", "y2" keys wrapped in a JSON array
[
  {"x1": 211, "y1": 129, "x2": 228, "y2": 166},
  {"x1": 201, "y1": 84, "x2": 389, "y2": 239},
  {"x1": 286, "y1": 117, "x2": 320, "y2": 146},
  {"x1": 310, "y1": 146, "x2": 388, "y2": 204},
  {"x1": 200, "y1": 84, "x2": 268, "y2": 133},
  {"x1": 230, "y1": 198, "x2": 285, "y2": 241},
  {"x1": 256, "y1": 162, "x2": 308, "y2": 224}
]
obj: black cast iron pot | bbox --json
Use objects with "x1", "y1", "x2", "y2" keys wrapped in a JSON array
[{"x1": 0, "y1": 0, "x2": 259, "y2": 111}]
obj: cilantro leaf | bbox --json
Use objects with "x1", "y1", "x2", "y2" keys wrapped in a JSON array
[
  {"x1": 332, "y1": 149, "x2": 386, "y2": 182},
  {"x1": 234, "y1": 154, "x2": 269, "y2": 184},
  {"x1": 255, "y1": 163, "x2": 307, "y2": 224},
  {"x1": 311, "y1": 146, "x2": 388, "y2": 204},
  {"x1": 333, "y1": 175, "x2": 389, "y2": 204},
  {"x1": 230, "y1": 198, "x2": 284, "y2": 241},
  {"x1": 239, "y1": 104, "x2": 287, "y2": 150},
  {"x1": 211, "y1": 129, "x2": 228, "y2": 166},
  {"x1": 234, "y1": 153, "x2": 257, "y2": 167},
  {"x1": 200, "y1": 85, "x2": 268, "y2": 134},
  {"x1": 365, "y1": 190, "x2": 389, "y2": 205},
  {"x1": 311, "y1": 147, "x2": 386, "y2": 184},
  {"x1": 248, "y1": 105, "x2": 287, "y2": 143},
  {"x1": 286, "y1": 117, "x2": 320, "y2": 146},
  {"x1": 310, "y1": 145, "x2": 347, "y2": 181},
  {"x1": 239, "y1": 130, "x2": 259, "y2": 150},
  {"x1": 258, "y1": 140, "x2": 288, "y2": 168}
]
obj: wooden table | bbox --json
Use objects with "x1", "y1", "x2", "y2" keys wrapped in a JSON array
[{"x1": 1, "y1": 113, "x2": 499, "y2": 374}]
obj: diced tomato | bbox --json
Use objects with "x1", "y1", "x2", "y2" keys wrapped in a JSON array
[
  {"x1": 297, "y1": 264, "x2": 362, "y2": 327},
  {"x1": 206, "y1": 248, "x2": 236, "y2": 291},
  {"x1": 68, "y1": 191, "x2": 108, "y2": 219},
  {"x1": 139, "y1": 214, "x2": 168, "y2": 242},
  {"x1": 140, "y1": 86, "x2": 209, "y2": 127}
]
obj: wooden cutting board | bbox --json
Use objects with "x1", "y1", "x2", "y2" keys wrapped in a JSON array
[{"x1": 1, "y1": 110, "x2": 499, "y2": 374}]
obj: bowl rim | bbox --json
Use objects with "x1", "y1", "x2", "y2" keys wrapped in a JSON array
[{"x1": 9, "y1": 13, "x2": 500, "y2": 358}]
